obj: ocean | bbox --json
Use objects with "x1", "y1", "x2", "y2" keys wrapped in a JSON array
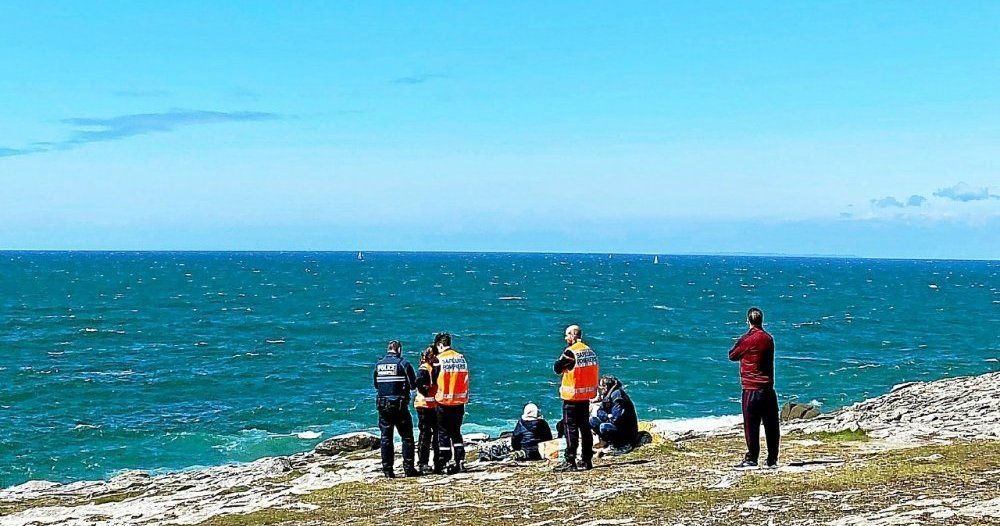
[{"x1": 1, "y1": 252, "x2": 997, "y2": 487}]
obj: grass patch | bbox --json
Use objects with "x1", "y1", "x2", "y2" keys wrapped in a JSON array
[
  {"x1": 195, "y1": 508, "x2": 305, "y2": 526},
  {"x1": 599, "y1": 441, "x2": 1000, "y2": 521},
  {"x1": 90, "y1": 490, "x2": 145, "y2": 505}
]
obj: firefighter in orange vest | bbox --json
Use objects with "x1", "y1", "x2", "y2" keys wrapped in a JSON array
[
  {"x1": 431, "y1": 332, "x2": 469, "y2": 474},
  {"x1": 413, "y1": 345, "x2": 439, "y2": 474},
  {"x1": 553, "y1": 324, "x2": 599, "y2": 471}
]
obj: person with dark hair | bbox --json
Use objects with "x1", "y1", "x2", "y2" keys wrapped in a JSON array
[
  {"x1": 590, "y1": 375, "x2": 639, "y2": 454},
  {"x1": 510, "y1": 403, "x2": 553, "y2": 461},
  {"x1": 729, "y1": 307, "x2": 780, "y2": 469},
  {"x1": 413, "y1": 345, "x2": 439, "y2": 474},
  {"x1": 373, "y1": 340, "x2": 419, "y2": 478},
  {"x1": 553, "y1": 324, "x2": 599, "y2": 472},
  {"x1": 431, "y1": 332, "x2": 470, "y2": 474}
]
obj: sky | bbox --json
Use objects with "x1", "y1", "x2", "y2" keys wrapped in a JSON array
[{"x1": 1, "y1": 1, "x2": 998, "y2": 258}]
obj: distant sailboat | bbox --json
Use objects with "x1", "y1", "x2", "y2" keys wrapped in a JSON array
[
  {"x1": 357, "y1": 251, "x2": 364, "y2": 261},
  {"x1": 653, "y1": 255, "x2": 659, "y2": 264}
]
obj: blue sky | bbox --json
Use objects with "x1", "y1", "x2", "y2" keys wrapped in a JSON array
[{"x1": 1, "y1": 1, "x2": 998, "y2": 258}]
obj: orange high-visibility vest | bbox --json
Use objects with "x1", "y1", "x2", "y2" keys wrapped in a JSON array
[
  {"x1": 435, "y1": 348, "x2": 469, "y2": 406},
  {"x1": 560, "y1": 341, "x2": 599, "y2": 401},
  {"x1": 414, "y1": 362, "x2": 438, "y2": 409}
]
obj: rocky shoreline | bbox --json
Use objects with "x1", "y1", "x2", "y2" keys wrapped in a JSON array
[{"x1": 1, "y1": 370, "x2": 998, "y2": 526}]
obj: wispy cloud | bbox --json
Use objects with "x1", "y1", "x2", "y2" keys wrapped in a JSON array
[
  {"x1": 871, "y1": 194, "x2": 926, "y2": 209},
  {"x1": 0, "y1": 109, "x2": 280, "y2": 158},
  {"x1": 61, "y1": 110, "x2": 278, "y2": 145},
  {"x1": 391, "y1": 73, "x2": 448, "y2": 85},
  {"x1": 0, "y1": 147, "x2": 32, "y2": 157},
  {"x1": 933, "y1": 182, "x2": 999, "y2": 202}
]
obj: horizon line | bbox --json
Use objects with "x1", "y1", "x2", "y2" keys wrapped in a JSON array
[{"x1": 0, "y1": 249, "x2": 996, "y2": 262}]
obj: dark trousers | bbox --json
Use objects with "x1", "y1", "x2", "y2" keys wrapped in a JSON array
[
  {"x1": 589, "y1": 417, "x2": 631, "y2": 448},
  {"x1": 416, "y1": 406, "x2": 438, "y2": 467},
  {"x1": 377, "y1": 398, "x2": 415, "y2": 472},
  {"x1": 436, "y1": 404, "x2": 465, "y2": 467},
  {"x1": 741, "y1": 387, "x2": 780, "y2": 464},
  {"x1": 562, "y1": 400, "x2": 593, "y2": 464}
]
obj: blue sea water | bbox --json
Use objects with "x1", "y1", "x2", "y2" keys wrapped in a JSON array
[{"x1": 0, "y1": 252, "x2": 997, "y2": 487}]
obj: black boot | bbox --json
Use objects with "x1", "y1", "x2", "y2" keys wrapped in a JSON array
[
  {"x1": 403, "y1": 464, "x2": 421, "y2": 477},
  {"x1": 383, "y1": 469, "x2": 396, "y2": 478},
  {"x1": 553, "y1": 460, "x2": 578, "y2": 472}
]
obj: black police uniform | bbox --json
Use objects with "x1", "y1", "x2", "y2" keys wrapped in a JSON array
[{"x1": 373, "y1": 352, "x2": 418, "y2": 476}]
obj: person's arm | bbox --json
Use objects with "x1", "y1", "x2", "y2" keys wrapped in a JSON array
[
  {"x1": 372, "y1": 365, "x2": 378, "y2": 390},
  {"x1": 538, "y1": 420, "x2": 553, "y2": 442},
  {"x1": 404, "y1": 362, "x2": 417, "y2": 391},
  {"x1": 728, "y1": 332, "x2": 752, "y2": 361},
  {"x1": 511, "y1": 421, "x2": 525, "y2": 451},
  {"x1": 553, "y1": 349, "x2": 576, "y2": 374},
  {"x1": 415, "y1": 367, "x2": 430, "y2": 395},
  {"x1": 608, "y1": 393, "x2": 626, "y2": 426}
]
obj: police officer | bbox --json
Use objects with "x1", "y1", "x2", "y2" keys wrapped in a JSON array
[
  {"x1": 553, "y1": 324, "x2": 599, "y2": 471},
  {"x1": 373, "y1": 340, "x2": 419, "y2": 478},
  {"x1": 431, "y1": 332, "x2": 469, "y2": 474}
]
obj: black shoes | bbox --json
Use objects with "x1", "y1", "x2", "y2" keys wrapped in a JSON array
[
  {"x1": 403, "y1": 465, "x2": 421, "y2": 477},
  {"x1": 553, "y1": 461, "x2": 577, "y2": 472},
  {"x1": 554, "y1": 459, "x2": 593, "y2": 472},
  {"x1": 382, "y1": 469, "x2": 396, "y2": 478},
  {"x1": 445, "y1": 461, "x2": 465, "y2": 475},
  {"x1": 734, "y1": 455, "x2": 777, "y2": 470}
]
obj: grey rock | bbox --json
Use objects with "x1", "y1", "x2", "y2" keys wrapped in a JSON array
[
  {"x1": 780, "y1": 402, "x2": 821, "y2": 421},
  {"x1": 313, "y1": 432, "x2": 379, "y2": 456}
]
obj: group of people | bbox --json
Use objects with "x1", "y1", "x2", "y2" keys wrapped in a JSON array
[{"x1": 372, "y1": 308, "x2": 780, "y2": 477}]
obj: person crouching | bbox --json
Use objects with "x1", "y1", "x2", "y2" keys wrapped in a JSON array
[{"x1": 590, "y1": 375, "x2": 639, "y2": 454}]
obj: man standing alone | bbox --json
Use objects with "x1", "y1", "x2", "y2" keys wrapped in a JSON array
[
  {"x1": 373, "y1": 340, "x2": 419, "y2": 478},
  {"x1": 553, "y1": 324, "x2": 599, "y2": 471},
  {"x1": 432, "y1": 332, "x2": 469, "y2": 474},
  {"x1": 729, "y1": 307, "x2": 780, "y2": 469}
]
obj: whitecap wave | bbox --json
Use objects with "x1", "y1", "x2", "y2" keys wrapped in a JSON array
[{"x1": 648, "y1": 414, "x2": 742, "y2": 436}]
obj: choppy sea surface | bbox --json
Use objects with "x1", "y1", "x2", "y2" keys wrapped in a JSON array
[{"x1": 1, "y1": 252, "x2": 997, "y2": 487}]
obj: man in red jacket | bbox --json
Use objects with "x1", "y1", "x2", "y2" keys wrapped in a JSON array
[{"x1": 728, "y1": 307, "x2": 779, "y2": 469}]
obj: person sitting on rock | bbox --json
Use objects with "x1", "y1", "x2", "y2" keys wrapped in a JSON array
[
  {"x1": 589, "y1": 375, "x2": 639, "y2": 454},
  {"x1": 510, "y1": 403, "x2": 553, "y2": 461}
]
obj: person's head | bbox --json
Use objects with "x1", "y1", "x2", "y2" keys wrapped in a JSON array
[
  {"x1": 599, "y1": 375, "x2": 621, "y2": 395},
  {"x1": 420, "y1": 345, "x2": 437, "y2": 365},
  {"x1": 746, "y1": 307, "x2": 764, "y2": 328},
  {"x1": 564, "y1": 324, "x2": 582, "y2": 345},
  {"x1": 433, "y1": 332, "x2": 452, "y2": 352},
  {"x1": 387, "y1": 340, "x2": 402, "y2": 355},
  {"x1": 521, "y1": 402, "x2": 542, "y2": 421}
]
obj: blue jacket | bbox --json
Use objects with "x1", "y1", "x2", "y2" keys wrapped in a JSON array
[
  {"x1": 373, "y1": 353, "x2": 416, "y2": 401},
  {"x1": 597, "y1": 385, "x2": 639, "y2": 439},
  {"x1": 511, "y1": 418, "x2": 553, "y2": 457}
]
